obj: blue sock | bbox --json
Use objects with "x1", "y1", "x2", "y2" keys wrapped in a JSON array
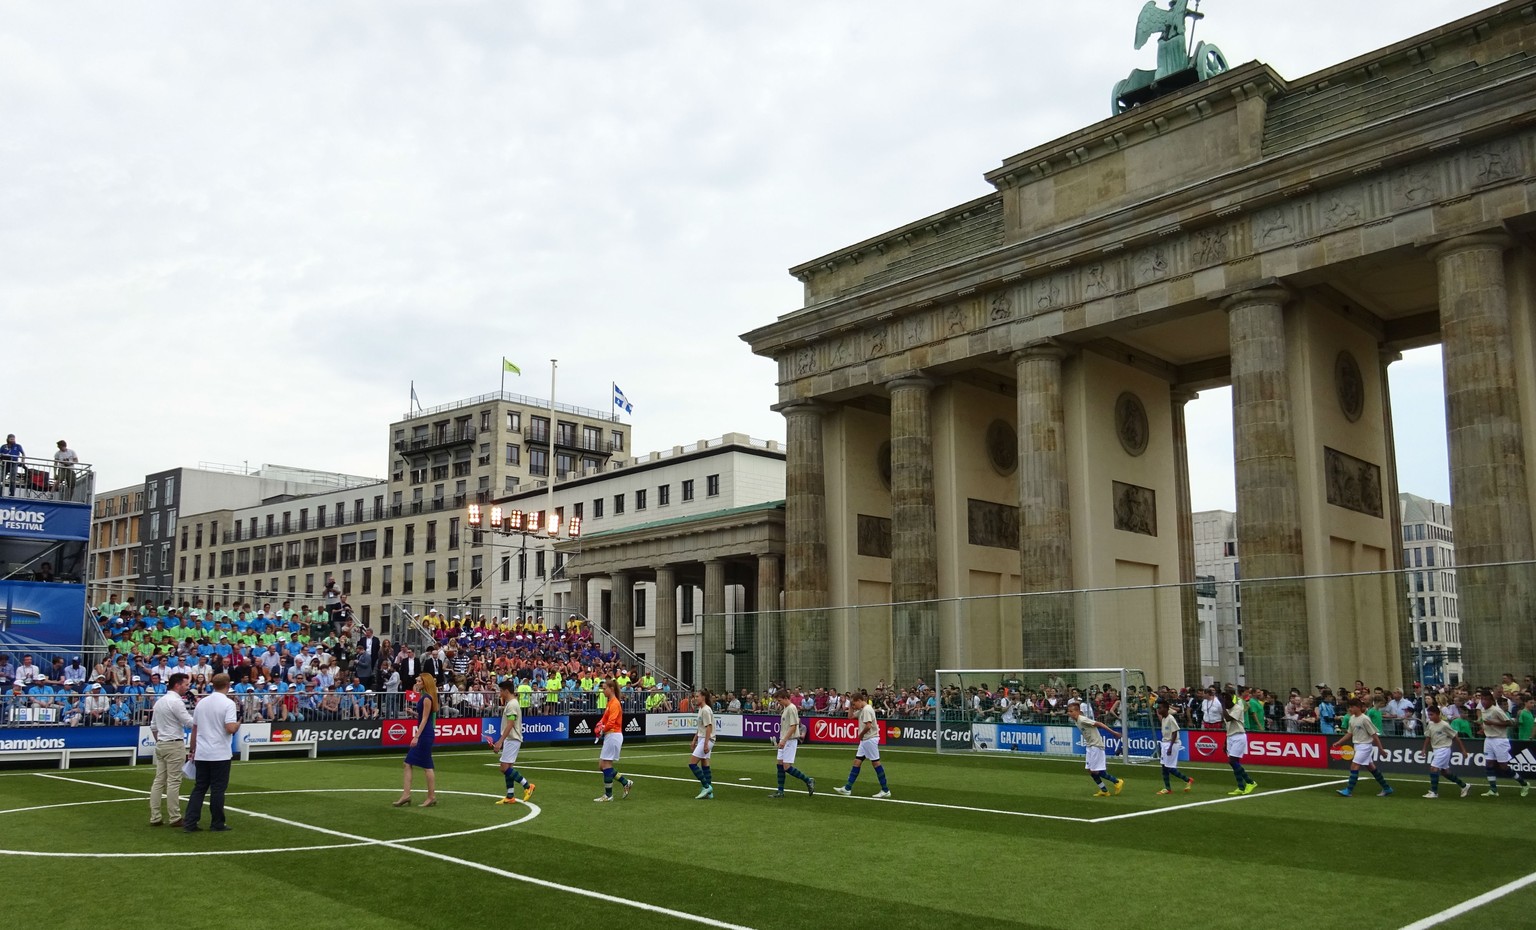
[
  {"x1": 701, "y1": 765, "x2": 711, "y2": 788},
  {"x1": 846, "y1": 766, "x2": 860, "y2": 789},
  {"x1": 1103, "y1": 771, "x2": 1120, "y2": 785},
  {"x1": 1171, "y1": 768, "x2": 1190, "y2": 784},
  {"x1": 689, "y1": 762, "x2": 704, "y2": 786},
  {"x1": 786, "y1": 766, "x2": 808, "y2": 785},
  {"x1": 1487, "y1": 766, "x2": 1499, "y2": 787},
  {"x1": 1230, "y1": 761, "x2": 1250, "y2": 785},
  {"x1": 1162, "y1": 768, "x2": 1171, "y2": 789},
  {"x1": 1091, "y1": 772, "x2": 1104, "y2": 787},
  {"x1": 777, "y1": 768, "x2": 786, "y2": 790},
  {"x1": 1430, "y1": 772, "x2": 1440, "y2": 792},
  {"x1": 1446, "y1": 772, "x2": 1465, "y2": 787},
  {"x1": 603, "y1": 768, "x2": 615, "y2": 797},
  {"x1": 503, "y1": 769, "x2": 518, "y2": 794},
  {"x1": 873, "y1": 764, "x2": 887, "y2": 791},
  {"x1": 618, "y1": 774, "x2": 631, "y2": 788},
  {"x1": 1372, "y1": 769, "x2": 1389, "y2": 789},
  {"x1": 1347, "y1": 770, "x2": 1360, "y2": 790}
]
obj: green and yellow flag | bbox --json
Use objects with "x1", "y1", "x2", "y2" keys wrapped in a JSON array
[{"x1": 503, "y1": 358, "x2": 522, "y2": 375}]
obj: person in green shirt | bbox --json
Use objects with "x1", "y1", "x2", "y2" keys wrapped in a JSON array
[
  {"x1": 516, "y1": 680, "x2": 533, "y2": 709},
  {"x1": 640, "y1": 673, "x2": 656, "y2": 690},
  {"x1": 1519, "y1": 698, "x2": 1535, "y2": 741},
  {"x1": 1366, "y1": 697, "x2": 1386, "y2": 734},
  {"x1": 1244, "y1": 690, "x2": 1264, "y2": 731}
]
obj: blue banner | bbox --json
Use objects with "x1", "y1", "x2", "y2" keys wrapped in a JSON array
[
  {"x1": 0, "y1": 727, "x2": 136, "y2": 751},
  {"x1": 482, "y1": 714, "x2": 569, "y2": 744},
  {"x1": 1071, "y1": 726, "x2": 1165, "y2": 758},
  {"x1": 995, "y1": 724, "x2": 1048, "y2": 752},
  {"x1": 0, "y1": 500, "x2": 90, "y2": 542},
  {"x1": 0, "y1": 581, "x2": 88, "y2": 653}
]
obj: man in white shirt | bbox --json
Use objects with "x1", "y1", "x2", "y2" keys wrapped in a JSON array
[
  {"x1": 149, "y1": 672, "x2": 195, "y2": 827},
  {"x1": 184, "y1": 673, "x2": 239, "y2": 833},
  {"x1": 52, "y1": 440, "x2": 78, "y2": 494},
  {"x1": 14, "y1": 655, "x2": 44, "y2": 688}
]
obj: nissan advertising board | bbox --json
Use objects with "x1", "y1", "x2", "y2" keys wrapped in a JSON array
[{"x1": 1186, "y1": 730, "x2": 1330, "y2": 768}]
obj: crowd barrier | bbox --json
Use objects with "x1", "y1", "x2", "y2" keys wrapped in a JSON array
[{"x1": 2, "y1": 712, "x2": 1532, "y2": 780}]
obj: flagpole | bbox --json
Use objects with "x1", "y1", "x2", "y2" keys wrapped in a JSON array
[
  {"x1": 548, "y1": 359, "x2": 558, "y2": 618},
  {"x1": 500, "y1": 358, "x2": 505, "y2": 396}
]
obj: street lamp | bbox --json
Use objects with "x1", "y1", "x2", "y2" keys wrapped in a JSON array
[{"x1": 467, "y1": 504, "x2": 582, "y2": 620}]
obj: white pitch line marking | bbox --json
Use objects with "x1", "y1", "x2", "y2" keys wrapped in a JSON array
[
  {"x1": 512, "y1": 763, "x2": 1092, "y2": 823},
  {"x1": 34, "y1": 773, "x2": 758, "y2": 930},
  {"x1": 1086, "y1": 778, "x2": 1348, "y2": 822},
  {"x1": 1396, "y1": 868, "x2": 1536, "y2": 930}
]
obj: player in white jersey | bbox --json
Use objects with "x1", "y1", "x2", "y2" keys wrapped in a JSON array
[
  {"x1": 1223, "y1": 689, "x2": 1258, "y2": 796},
  {"x1": 1477, "y1": 690, "x2": 1530, "y2": 797},
  {"x1": 1419, "y1": 704, "x2": 1471, "y2": 799},
  {"x1": 770, "y1": 691, "x2": 815, "y2": 798},
  {"x1": 1333, "y1": 698, "x2": 1394, "y2": 797},
  {"x1": 1154, "y1": 701, "x2": 1193, "y2": 795},
  {"x1": 832, "y1": 691, "x2": 891, "y2": 798},
  {"x1": 488, "y1": 680, "x2": 535, "y2": 804},
  {"x1": 688, "y1": 689, "x2": 717, "y2": 800},
  {"x1": 1068, "y1": 701, "x2": 1124, "y2": 796}
]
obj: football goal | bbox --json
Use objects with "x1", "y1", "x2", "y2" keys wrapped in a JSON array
[{"x1": 934, "y1": 668, "x2": 1158, "y2": 763}]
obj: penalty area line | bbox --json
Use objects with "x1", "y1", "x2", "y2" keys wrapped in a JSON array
[
  {"x1": 1086, "y1": 777, "x2": 1348, "y2": 823},
  {"x1": 1397, "y1": 868, "x2": 1536, "y2": 930}
]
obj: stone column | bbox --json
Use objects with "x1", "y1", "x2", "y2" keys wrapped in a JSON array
[
  {"x1": 755, "y1": 553, "x2": 782, "y2": 690},
  {"x1": 1431, "y1": 233, "x2": 1536, "y2": 684},
  {"x1": 1171, "y1": 388, "x2": 1201, "y2": 686},
  {"x1": 1378, "y1": 349, "x2": 1414, "y2": 687},
  {"x1": 609, "y1": 571, "x2": 634, "y2": 652},
  {"x1": 653, "y1": 565, "x2": 678, "y2": 679},
  {"x1": 780, "y1": 402, "x2": 830, "y2": 686},
  {"x1": 702, "y1": 559, "x2": 727, "y2": 692},
  {"x1": 570, "y1": 572, "x2": 589, "y2": 625},
  {"x1": 888, "y1": 375, "x2": 940, "y2": 687},
  {"x1": 1014, "y1": 342, "x2": 1075, "y2": 667},
  {"x1": 1223, "y1": 286, "x2": 1307, "y2": 691}
]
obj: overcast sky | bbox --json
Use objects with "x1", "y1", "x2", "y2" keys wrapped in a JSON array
[{"x1": 2, "y1": 0, "x2": 1496, "y2": 507}]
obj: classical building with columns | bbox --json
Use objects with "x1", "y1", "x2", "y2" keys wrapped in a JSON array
[{"x1": 743, "y1": 4, "x2": 1536, "y2": 692}]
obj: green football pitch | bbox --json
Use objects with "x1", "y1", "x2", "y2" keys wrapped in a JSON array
[{"x1": 2, "y1": 743, "x2": 1532, "y2": 930}]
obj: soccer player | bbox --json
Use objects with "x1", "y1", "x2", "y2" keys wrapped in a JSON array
[
  {"x1": 1476, "y1": 690, "x2": 1530, "y2": 797},
  {"x1": 1420, "y1": 704, "x2": 1471, "y2": 799},
  {"x1": 1223, "y1": 689, "x2": 1258, "y2": 796},
  {"x1": 593, "y1": 679, "x2": 633, "y2": 802},
  {"x1": 1068, "y1": 700, "x2": 1123, "y2": 797},
  {"x1": 770, "y1": 690, "x2": 814, "y2": 798},
  {"x1": 833, "y1": 690, "x2": 891, "y2": 798},
  {"x1": 1333, "y1": 698, "x2": 1393, "y2": 797},
  {"x1": 1155, "y1": 701, "x2": 1193, "y2": 795},
  {"x1": 688, "y1": 688, "x2": 716, "y2": 799},
  {"x1": 489, "y1": 680, "x2": 535, "y2": 805}
]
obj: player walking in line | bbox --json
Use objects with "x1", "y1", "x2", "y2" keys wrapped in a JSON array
[
  {"x1": 1155, "y1": 701, "x2": 1193, "y2": 795},
  {"x1": 688, "y1": 688, "x2": 716, "y2": 799},
  {"x1": 771, "y1": 690, "x2": 815, "y2": 798},
  {"x1": 1420, "y1": 704, "x2": 1471, "y2": 799},
  {"x1": 1068, "y1": 701, "x2": 1124, "y2": 796},
  {"x1": 489, "y1": 679, "x2": 534, "y2": 805},
  {"x1": 1477, "y1": 690, "x2": 1530, "y2": 797},
  {"x1": 1223, "y1": 689, "x2": 1258, "y2": 796},
  {"x1": 1333, "y1": 697, "x2": 1394, "y2": 797},
  {"x1": 833, "y1": 690, "x2": 891, "y2": 798},
  {"x1": 594, "y1": 679, "x2": 634, "y2": 802}
]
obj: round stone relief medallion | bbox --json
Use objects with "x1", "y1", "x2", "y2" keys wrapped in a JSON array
[
  {"x1": 1115, "y1": 391, "x2": 1149, "y2": 457},
  {"x1": 985, "y1": 420, "x2": 1018, "y2": 476},
  {"x1": 877, "y1": 440, "x2": 893, "y2": 490},
  {"x1": 1335, "y1": 349, "x2": 1364, "y2": 422}
]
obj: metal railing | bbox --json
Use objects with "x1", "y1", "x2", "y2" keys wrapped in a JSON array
[
  {"x1": 405, "y1": 390, "x2": 620, "y2": 424},
  {"x1": 0, "y1": 454, "x2": 94, "y2": 504}
]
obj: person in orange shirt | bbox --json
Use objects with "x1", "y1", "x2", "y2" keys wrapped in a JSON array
[{"x1": 594, "y1": 679, "x2": 633, "y2": 803}]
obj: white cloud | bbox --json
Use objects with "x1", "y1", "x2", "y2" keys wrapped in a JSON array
[{"x1": 0, "y1": 0, "x2": 1493, "y2": 503}]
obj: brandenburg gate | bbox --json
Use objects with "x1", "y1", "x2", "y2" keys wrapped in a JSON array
[{"x1": 742, "y1": 2, "x2": 1536, "y2": 691}]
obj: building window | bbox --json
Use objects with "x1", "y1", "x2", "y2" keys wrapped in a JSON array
[
  {"x1": 506, "y1": 443, "x2": 520, "y2": 466},
  {"x1": 360, "y1": 530, "x2": 377, "y2": 560},
  {"x1": 635, "y1": 488, "x2": 647, "y2": 510},
  {"x1": 362, "y1": 566, "x2": 372, "y2": 595},
  {"x1": 536, "y1": 550, "x2": 545, "y2": 578},
  {"x1": 402, "y1": 563, "x2": 414, "y2": 595},
  {"x1": 682, "y1": 479, "x2": 695, "y2": 502},
  {"x1": 706, "y1": 474, "x2": 720, "y2": 497},
  {"x1": 613, "y1": 493, "x2": 625, "y2": 515},
  {"x1": 340, "y1": 532, "x2": 358, "y2": 562},
  {"x1": 149, "y1": 512, "x2": 160, "y2": 538},
  {"x1": 471, "y1": 555, "x2": 483, "y2": 587},
  {"x1": 382, "y1": 565, "x2": 392, "y2": 596},
  {"x1": 448, "y1": 517, "x2": 460, "y2": 549},
  {"x1": 658, "y1": 484, "x2": 670, "y2": 506},
  {"x1": 426, "y1": 520, "x2": 438, "y2": 553},
  {"x1": 425, "y1": 560, "x2": 436, "y2": 593},
  {"x1": 507, "y1": 411, "x2": 521, "y2": 432},
  {"x1": 447, "y1": 558, "x2": 459, "y2": 589},
  {"x1": 303, "y1": 538, "x2": 320, "y2": 567},
  {"x1": 574, "y1": 501, "x2": 584, "y2": 520},
  {"x1": 321, "y1": 535, "x2": 338, "y2": 564},
  {"x1": 405, "y1": 524, "x2": 415, "y2": 555},
  {"x1": 530, "y1": 449, "x2": 548, "y2": 477},
  {"x1": 611, "y1": 430, "x2": 624, "y2": 451},
  {"x1": 148, "y1": 483, "x2": 159, "y2": 509},
  {"x1": 164, "y1": 476, "x2": 176, "y2": 502}
]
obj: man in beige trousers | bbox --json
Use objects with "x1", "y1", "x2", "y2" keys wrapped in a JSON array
[{"x1": 148, "y1": 672, "x2": 194, "y2": 827}]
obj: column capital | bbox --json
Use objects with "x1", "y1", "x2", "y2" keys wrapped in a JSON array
[
  {"x1": 1378, "y1": 346, "x2": 1403, "y2": 367},
  {"x1": 1010, "y1": 339, "x2": 1072, "y2": 363},
  {"x1": 1427, "y1": 231, "x2": 1514, "y2": 263},
  {"x1": 1219, "y1": 285, "x2": 1292, "y2": 314},
  {"x1": 885, "y1": 372, "x2": 937, "y2": 394},
  {"x1": 1171, "y1": 387, "x2": 1200, "y2": 406}
]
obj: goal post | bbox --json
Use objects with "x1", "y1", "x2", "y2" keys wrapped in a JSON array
[{"x1": 934, "y1": 668, "x2": 1158, "y2": 764}]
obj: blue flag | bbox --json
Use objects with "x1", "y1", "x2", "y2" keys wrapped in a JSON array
[{"x1": 613, "y1": 383, "x2": 633, "y2": 414}]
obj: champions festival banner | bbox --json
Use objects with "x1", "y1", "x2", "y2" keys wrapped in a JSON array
[{"x1": 0, "y1": 500, "x2": 90, "y2": 541}]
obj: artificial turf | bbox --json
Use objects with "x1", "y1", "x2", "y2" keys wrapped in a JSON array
[{"x1": 1, "y1": 742, "x2": 1531, "y2": 930}]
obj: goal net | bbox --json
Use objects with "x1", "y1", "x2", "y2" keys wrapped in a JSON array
[{"x1": 934, "y1": 668, "x2": 1158, "y2": 763}]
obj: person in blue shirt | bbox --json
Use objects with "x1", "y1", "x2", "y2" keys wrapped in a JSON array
[{"x1": 0, "y1": 434, "x2": 23, "y2": 495}]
